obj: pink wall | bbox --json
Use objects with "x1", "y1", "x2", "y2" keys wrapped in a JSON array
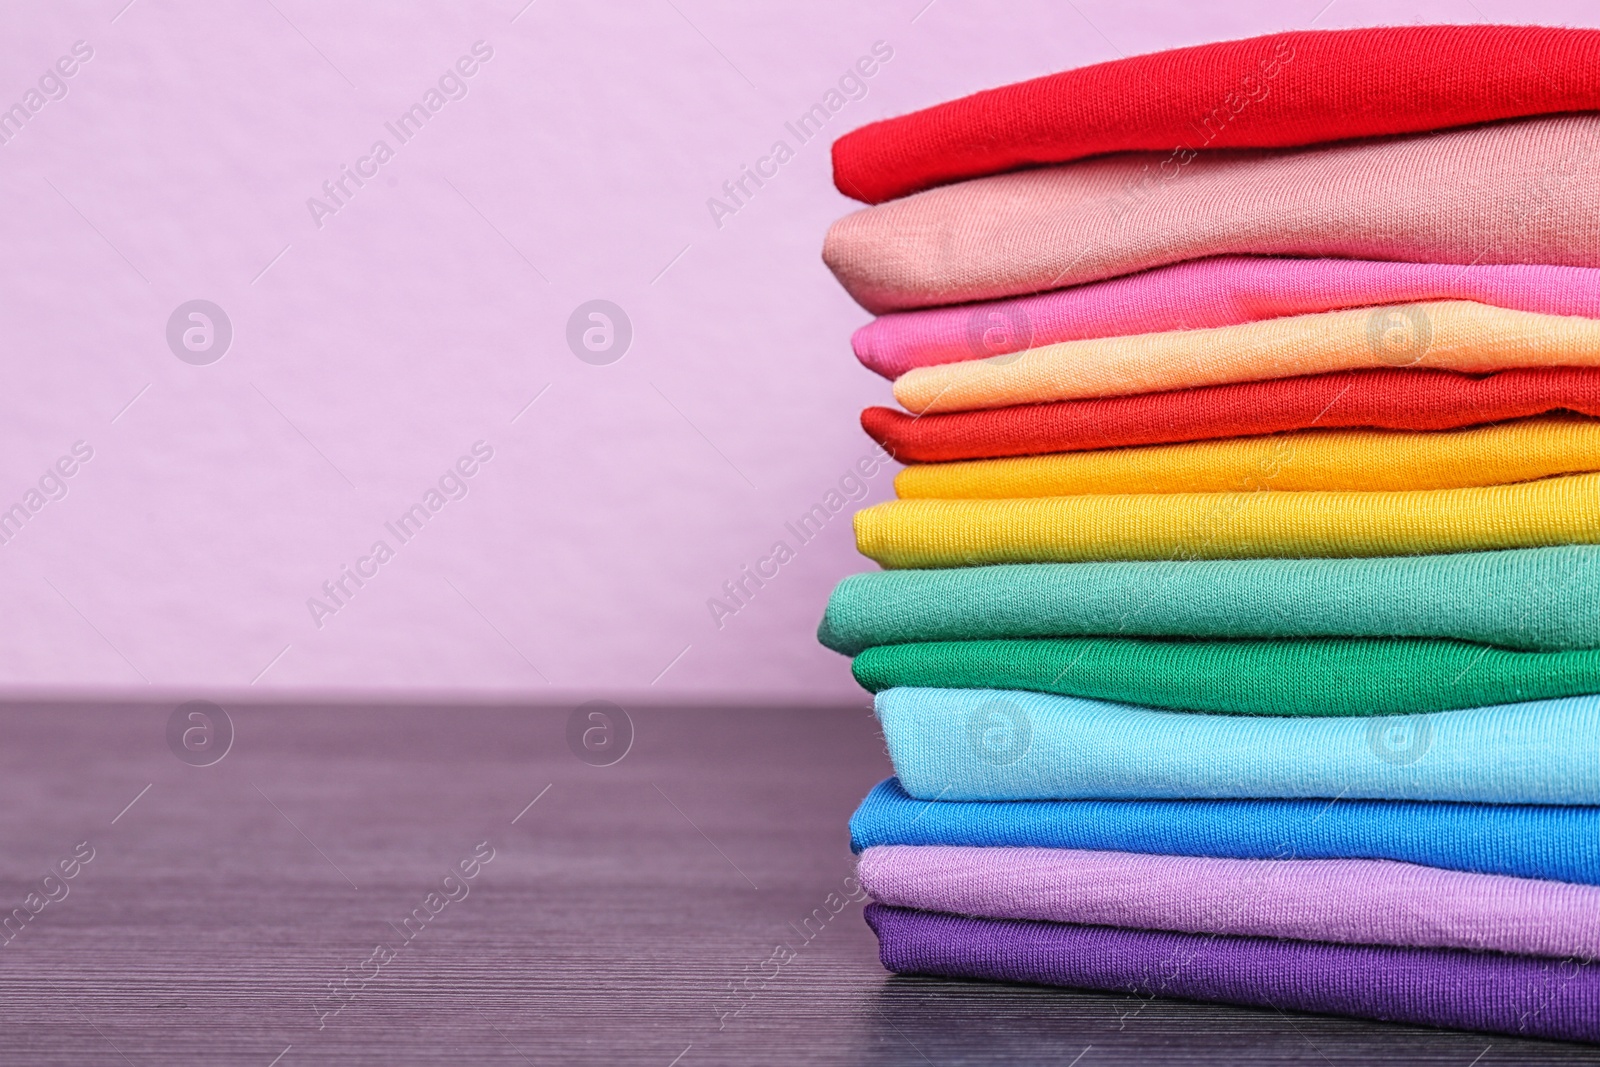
[{"x1": 1, "y1": 0, "x2": 1595, "y2": 704}]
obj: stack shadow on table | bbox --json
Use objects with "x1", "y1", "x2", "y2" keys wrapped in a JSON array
[{"x1": 818, "y1": 24, "x2": 1600, "y2": 1043}]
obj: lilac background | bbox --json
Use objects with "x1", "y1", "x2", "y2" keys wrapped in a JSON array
[{"x1": 1, "y1": 0, "x2": 1595, "y2": 704}]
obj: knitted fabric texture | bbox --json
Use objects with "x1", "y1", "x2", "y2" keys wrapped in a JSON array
[
  {"x1": 825, "y1": 116, "x2": 1600, "y2": 313},
  {"x1": 854, "y1": 474, "x2": 1600, "y2": 567},
  {"x1": 852, "y1": 257, "x2": 1600, "y2": 379},
  {"x1": 895, "y1": 415, "x2": 1600, "y2": 497},
  {"x1": 873, "y1": 687, "x2": 1600, "y2": 803},
  {"x1": 864, "y1": 367, "x2": 1600, "y2": 463},
  {"x1": 831, "y1": 25, "x2": 1600, "y2": 203},
  {"x1": 858, "y1": 845, "x2": 1600, "y2": 960},
  {"x1": 854, "y1": 639, "x2": 1600, "y2": 716},
  {"x1": 850, "y1": 778, "x2": 1600, "y2": 885},
  {"x1": 818, "y1": 549, "x2": 1600, "y2": 655},
  {"x1": 893, "y1": 301, "x2": 1600, "y2": 414},
  {"x1": 864, "y1": 905, "x2": 1600, "y2": 1043}
]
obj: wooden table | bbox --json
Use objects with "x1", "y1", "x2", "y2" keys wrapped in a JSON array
[{"x1": 0, "y1": 703, "x2": 1594, "y2": 1064}]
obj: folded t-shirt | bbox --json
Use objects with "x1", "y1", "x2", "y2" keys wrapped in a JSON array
[
  {"x1": 866, "y1": 905, "x2": 1600, "y2": 1044},
  {"x1": 863, "y1": 367, "x2": 1600, "y2": 463},
  {"x1": 854, "y1": 258, "x2": 1600, "y2": 379},
  {"x1": 873, "y1": 687, "x2": 1600, "y2": 802},
  {"x1": 854, "y1": 640, "x2": 1600, "y2": 716},
  {"x1": 818, "y1": 548, "x2": 1600, "y2": 655},
  {"x1": 832, "y1": 25, "x2": 1600, "y2": 203},
  {"x1": 858, "y1": 845, "x2": 1600, "y2": 960},
  {"x1": 893, "y1": 301, "x2": 1600, "y2": 415},
  {"x1": 855, "y1": 474, "x2": 1600, "y2": 567},
  {"x1": 850, "y1": 778, "x2": 1600, "y2": 885},
  {"x1": 826, "y1": 115, "x2": 1600, "y2": 313},
  {"x1": 895, "y1": 415, "x2": 1600, "y2": 497}
]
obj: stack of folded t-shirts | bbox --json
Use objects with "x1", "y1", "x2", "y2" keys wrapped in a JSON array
[{"x1": 818, "y1": 24, "x2": 1600, "y2": 1043}]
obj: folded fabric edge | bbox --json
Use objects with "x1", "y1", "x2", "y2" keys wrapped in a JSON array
[
  {"x1": 862, "y1": 904, "x2": 1600, "y2": 1042},
  {"x1": 847, "y1": 636, "x2": 1600, "y2": 718},
  {"x1": 855, "y1": 844, "x2": 1600, "y2": 960},
  {"x1": 830, "y1": 25, "x2": 1600, "y2": 204}
]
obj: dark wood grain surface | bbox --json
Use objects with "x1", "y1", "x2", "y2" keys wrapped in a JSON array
[{"x1": 0, "y1": 702, "x2": 1596, "y2": 1065}]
